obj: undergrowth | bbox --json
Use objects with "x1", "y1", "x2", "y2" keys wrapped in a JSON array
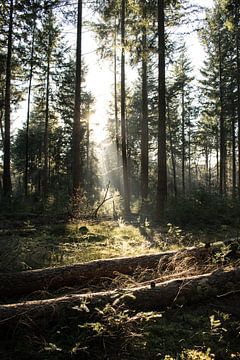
[
  {"x1": 0, "y1": 209, "x2": 240, "y2": 359},
  {"x1": 1, "y1": 296, "x2": 240, "y2": 360},
  {"x1": 0, "y1": 221, "x2": 161, "y2": 272}
]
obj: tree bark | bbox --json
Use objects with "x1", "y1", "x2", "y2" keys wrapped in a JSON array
[
  {"x1": 156, "y1": 0, "x2": 167, "y2": 221},
  {"x1": 1, "y1": 267, "x2": 240, "y2": 327},
  {"x1": 86, "y1": 105, "x2": 90, "y2": 181},
  {"x1": 219, "y1": 32, "x2": 226, "y2": 195},
  {"x1": 114, "y1": 17, "x2": 121, "y2": 190},
  {"x1": 141, "y1": 6, "x2": 149, "y2": 205},
  {"x1": 181, "y1": 86, "x2": 185, "y2": 195},
  {"x1": 0, "y1": 102, "x2": 4, "y2": 144},
  {"x1": 43, "y1": 31, "x2": 51, "y2": 195},
  {"x1": 216, "y1": 127, "x2": 219, "y2": 187},
  {"x1": 205, "y1": 145, "x2": 209, "y2": 188},
  {"x1": 72, "y1": 0, "x2": 83, "y2": 193},
  {"x1": 188, "y1": 129, "x2": 191, "y2": 192},
  {"x1": 231, "y1": 98, "x2": 236, "y2": 198},
  {"x1": 236, "y1": 4, "x2": 240, "y2": 198},
  {"x1": 121, "y1": 0, "x2": 130, "y2": 216},
  {"x1": 3, "y1": 0, "x2": 13, "y2": 198},
  {"x1": 167, "y1": 102, "x2": 177, "y2": 197},
  {"x1": 25, "y1": 17, "x2": 36, "y2": 197},
  {"x1": 0, "y1": 247, "x2": 212, "y2": 299}
]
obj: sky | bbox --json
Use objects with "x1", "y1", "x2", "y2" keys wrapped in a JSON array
[{"x1": 13, "y1": 0, "x2": 214, "y2": 144}]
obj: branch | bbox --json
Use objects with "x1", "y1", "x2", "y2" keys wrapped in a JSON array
[{"x1": 92, "y1": 181, "x2": 111, "y2": 218}]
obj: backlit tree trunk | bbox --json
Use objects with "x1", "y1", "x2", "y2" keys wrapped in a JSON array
[
  {"x1": 141, "y1": 8, "x2": 149, "y2": 205},
  {"x1": 219, "y1": 32, "x2": 226, "y2": 195},
  {"x1": 72, "y1": 0, "x2": 83, "y2": 193},
  {"x1": 43, "y1": 34, "x2": 51, "y2": 195},
  {"x1": 231, "y1": 99, "x2": 236, "y2": 198},
  {"x1": 188, "y1": 130, "x2": 191, "y2": 192},
  {"x1": 114, "y1": 17, "x2": 121, "y2": 190},
  {"x1": 181, "y1": 86, "x2": 185, "y2": 195},
  {"x1": 167, "y1": 103, "x2": 177, "y2": 197},
  {"x1": 3, "y1": 0, "x2": 14, "y2": 198},
  {"x1": 0, "y1": 92, "x2": 4, "y2": 143},
  {"x1": 156, "y1": 0, "x2": 167, "y2": 221},
  {"x1": 236, "y1": 4, "x2": 240, "y2": 197},
  {"x1": 24, "y1": 16, "x2": 36, "y2": 197},
  {"x1": 121, "y1": 0, "x2": 130, "y2": 216}
]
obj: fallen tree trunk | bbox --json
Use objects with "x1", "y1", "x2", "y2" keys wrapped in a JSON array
[
  {"x1": 0, "y1": 267, "x2": 240, "y2": 328},
  {"x1": 0, "y1": 247, "x2": 211, "y2": 299}
]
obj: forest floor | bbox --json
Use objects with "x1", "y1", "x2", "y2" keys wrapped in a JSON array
[{"x1": 0, "y1": 215, "x2": 240, "y2": 359}]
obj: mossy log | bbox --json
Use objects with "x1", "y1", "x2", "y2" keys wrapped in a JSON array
[
  {"x1": 0, "y1": 267, "x2": 239, "y2": 328},
  {"x1": 0, "y1": 247, "x2": 211, "y2": 299}
]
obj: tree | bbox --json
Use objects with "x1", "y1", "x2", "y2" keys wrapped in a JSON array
[
  {"x1": 3, "y1": 0, "x2": 13, "y2": 198},
  {"x1": 72, "y1": 0, "x2": 83, "y2": 194},
  {"x1": 171, "y1": 44, "x2": 194, "y2": 195},
  {"x1": 120, "y1": 0, "x2": 130, "y2": 216},
  {"x1": 24, "y1": 10, "x2": 36, "y2": 197},
  {"x1": 33, "y1": 8, "x2": 63, "y2": 196},
  {"x1": 140, "y1": 2, "x2": 149, "y2": 207},
  {"x1": 223, "y1": 0, "x2": 240, "y2": 196},
  {"x1": 156, "y1": 0, "x2": 167, "y2": 221},
  {"x1": 199, "y1": 1, "x2": 239, "y2": 195}
]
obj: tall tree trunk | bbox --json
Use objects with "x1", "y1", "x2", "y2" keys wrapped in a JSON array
[
  {"x1": 181, "y1": 87, "x2": 185, "y2": 195},
  {"x1": 43, "y1": 36, "x2": 51, "y2": 196},
  {"x1": 72, "y1": 0, "x2": 83, "y2": 194},
  {"x1": 232, "y1": 99, "x2": 236, "y2": 199},
  {"x1": 86, "y1": 106, "x2": 90, "y2": 182},
  {"x1": 0, "y1": 101, "x2": 4, "y2": 144},
  {"x1": 236, "y1": 4, "x2": 240, "y2": 197},
  {"x1": 24, "y1": 17, "x2": 36, "y2": 197},
  {"x1": 205, "y1": 146, "x2": 209, "y2": 188},
  {"x1": 114, "y1": 17, "x2": 121, "y2": 190},
  {"x1": 121, "y1": 0, "x2": 130, "y2": 216},
  {"x1": 156, "y1": 0, "x2": 167, "y2": 221},
  {"x1": 167, "y1": 103, "x2": 177, "y2": 197},
  {"x1": 3, "y1": 0, "x2": 14, "y2": 198},
  {"x1": 188, "y1": 130, "x2": 191, "y2": 192},
  {"x1": 141, "y1": 8, "x2": 149, "y2": 205},
  {"x1": 219, "y1": 33, "x2": 226, "y2": 195},
  {"x1": 216, "y1": 127, "x2": 219, "y2": 188},
  {"x1": 209, "y1": 150, "x2": 212, "y2": 191}
]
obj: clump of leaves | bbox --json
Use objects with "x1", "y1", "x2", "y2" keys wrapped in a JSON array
[
  {"x1": 72, "y1": 304, "x2": 164, "y2": 358},
  {"x1": 212, "y1": 245, "x2": 231, "y2": 266},
  {"x1": 180, "y1": 348, "x2": 214, "y2": 359}
]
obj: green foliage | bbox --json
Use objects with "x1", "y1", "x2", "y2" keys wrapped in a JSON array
[
  {"x1": 166, "y1": 223, "x2": 185, "y2": 244},
  {"x1": 167, "y1": 190, "x2": 240, "y2": 230},
  {"x1": 4, "y1": 296, "x2": 240, "y2": 359},
  {"x1": 212, "y1": 244, "x2": 231, "y2": 265}
]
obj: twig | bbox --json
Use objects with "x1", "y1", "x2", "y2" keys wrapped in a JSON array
[
  {"x1": 92, "y1": 181, "x2": 111, "y2": 218},
  {"x1": 217, "y1": 289, "x2": 240, "y2": 298}
]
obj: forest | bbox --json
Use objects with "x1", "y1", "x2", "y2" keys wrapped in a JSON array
[{"x1": 0, "y1": 0, "x2": 240, "y2": 359}]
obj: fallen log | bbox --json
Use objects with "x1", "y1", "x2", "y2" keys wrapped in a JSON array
[
  {"x1": 0, "y1": 247, "x2": 211, "y2": 299},
  {"x1": 0, "y1": 267, "x2": 240, "y2": 328}
]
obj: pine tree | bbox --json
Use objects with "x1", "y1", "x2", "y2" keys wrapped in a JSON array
[
  {"x1": 3, "y1": 0, "x2": 14, "y2": 198},
  {"x1": 156, "y1": 0, "x2": 167, "y2": 221},
  {"x1": 72, "y1": 0, "x2": 83, "y2": 194}
]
